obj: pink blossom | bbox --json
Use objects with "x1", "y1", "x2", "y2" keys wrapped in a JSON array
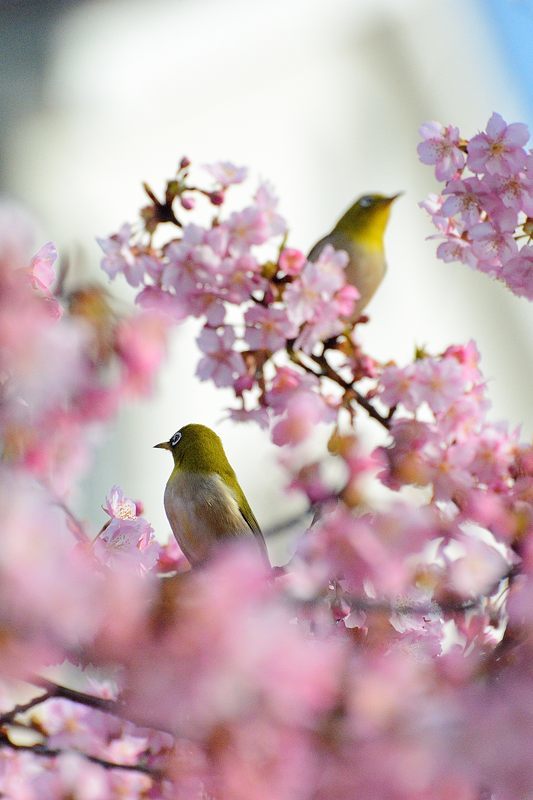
[
  {"x1": 417, "y1": 121, "x2": 465, "y2": 180},
  {"x1": 264, "y1": 366, "x2": 319, "y2": 413},
  {"x1": 486, "y1": 169, "x2": 533, "y2": 215},
  {"x1": 335, "y1": 283, "x2": 360, "y2": 317},
  {"x1": 425, "y1": 440, "x2": 475, "y2": 501},
  {"x1": 294, "y1": 305, "x2": 346, "y2": 354},
  {"x1": 219, "y1": 253, "x2": 266, "y2": 304},
  {"x1": 271, "y1": 390, "x2": 333, "y2": 446},
  {"x1": 188, "y1": 289, "x2": 226, "y2": 325},
  {"x1": 467, "y1": 112, "x2": 529, "y2": 176},
  {"x1": 115, "y1": 312, "x2": 168, "y2": 394},
  {"x1": 436, "y1": 235, "x2": 477, "y2": 267},
  {"x1": 414, "y1": 357, "x2": 466, "y2": 415},
  {"x1": 244, "y1": 305, "x2": 297, "y2": 352},
  {"x1": 29, "y1": 241, "x2": 58, "y2": 294},
  {"x1": 469, "y1": 423, "x2": 516, "y2": 489},
  {"x1": 226, "y1": 207, "x2": 271, "y2": 255},
  {"x1": 441, "y1": 178, "x2": 484, "y2": 226},
  {"x1": 501, "y1": 245, "x2": 533, "y2": 300},
  {"x1": 103, "y1": 485, "x2": 137, "y2": 520},
  {"x1": 196, "y1": 326, "x2": 246, "y2": 387},
  {"x1": 156, "y1": 536, "x2": 189, "y2": 573},
  {"x1": 254, "y1": 182, "x2": 287, "y2": 238},
  {"x1": 135, "y1": 286, "x2": 188, "y2": 321},
  {"x1": 163, "y1": 224, "x2": 225, "y2": 293},
  {"x1": 448, "y1": 537, "x2": 509, "y2": 597},
  {"x1": 94, "y1": 516, "x2": 159, "y2": 572},
  {"x1": 97, "y1": 223, "x2": 147, "y2": 287},
  {"x1": 469, "y1": 212, "x2": 518, "y2": 270},
  {"x1": 205, "y1": 161, "x2": 248, "y2": 186},
  {"x1": 380, "y1": 364, "x2": 419, "y2": 411},
  {"x1": 419, "y1": 193, "x2": 450, "y2": 233},
  {"x1": 284, "y1": 246, "x2": 348, "y2": 331},
  {"x1": 443, "y1": 340, "x2": 482, "y2": 383},
  {"x1": 279, "y1": 247, "x2": 306, "y2": 276}
]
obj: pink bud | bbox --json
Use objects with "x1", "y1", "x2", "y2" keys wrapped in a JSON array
[
  {"x1": 180, "y1": 195, "x2": 195, "y2": 210},
  {"x1": 179, "y1": 156, "x2": 191, "y2": 170},
  {"x1": 209, "y1": 191, "x2": 225, "y2": 206},
  {"x1": 279, "y1": 247, "x2": 306, "y2": 277}
]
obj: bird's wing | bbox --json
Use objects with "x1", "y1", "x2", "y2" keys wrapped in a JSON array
[
  {"x1": 307, "y1": 229, "x2": 352, "y2": 262},
  {"x1": 224, "y1": 470, "x2": 270, "y2": 565}
]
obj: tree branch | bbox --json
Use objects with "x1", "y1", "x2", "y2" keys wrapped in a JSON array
[
  {"x1": 0, "y1": 690, "x2": 53, "y2": 726},
  {"x1": 0, "y1": 730, "x2": 161, "y2": 777}
]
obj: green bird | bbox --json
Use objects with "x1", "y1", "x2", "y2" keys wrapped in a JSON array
[
  {"x1": 154, "y1": 424, "x2": 269, "y2": 567},
  {"x1": 308, "y1": 193, "x2": 400, "y2": 319}
]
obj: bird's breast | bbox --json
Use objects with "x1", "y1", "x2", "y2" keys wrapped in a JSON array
[{"x1": 164, "y1": 471, "x2": 251, "y2": 565}]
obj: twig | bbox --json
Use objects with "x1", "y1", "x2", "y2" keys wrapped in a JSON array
[
  {"x1": 309, "y1": 352, "x2": 391, "y2": 430},
  {"x1": 29, "y1": 678, "x2": 123, "y2": 715},
  {"x1": 0, "y1": 730, "x2": 161, "y2": 777},
  {"x1": 0, "y1": 690, "x2": 53, "y2": 726},
  {"x1": 28, "y1": 678, "x2": 175, "y2": 736}
]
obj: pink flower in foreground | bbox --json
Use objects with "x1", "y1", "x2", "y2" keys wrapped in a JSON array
[
  {"x1": 29, "y1": 241, "x2": 57, "y2": 294},
  {"x1": 103, "y1": 485, "x2": 137, "y2": 520},
  {"x1": 244, "y1": 305, "x2": 297, "y2": 352},
  {"x1": 136, "y1": 286, "x2": 188, "y2": 321},
  {"x1": 196, "y1": 326, "x2": 246, "y2": 387},
  {"x1": 115, "y1": 312, "x2": 168, "y2": 394},
  {"x1": 467, "y1": 112, "x2": 529, "y2": 176},
  {"x1": 449, "y1": 537, "x2": 509, "y2": 597},
  {"x1": 417, "y1": 122, "x2": 465, "y2": 181},
  {"x1": 205, "y1": 161, "x2": 248, "y2": 186},
  {"x1": 94, "y1": 516, "x2": 159, "y2": 572}
]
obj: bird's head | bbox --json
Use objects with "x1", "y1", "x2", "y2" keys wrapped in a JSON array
[
  {"x1": 154, "y1": 423, "x2": 230, "y2": 473},
  {"x1": 335, "y1": 193, "x2": 401, "y2": 251}
]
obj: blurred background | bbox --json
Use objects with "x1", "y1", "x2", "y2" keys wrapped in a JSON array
[{"x1": 1, "y1": 0, "x2": 532, "y2": 564}]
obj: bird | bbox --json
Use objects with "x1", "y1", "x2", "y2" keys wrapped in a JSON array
[
  {"x1": 154, "y1": 423, "x2": 270, "y2": 567},
  {"x1": 308, "y1": 193, "x2": 400, "y2": 319}
]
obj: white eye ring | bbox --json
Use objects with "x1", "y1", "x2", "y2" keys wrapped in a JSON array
[
  {"x1": 170, "y1": 431, "x2": 182, "y2": 447},
  {"x1": 360, "y1": 196, "x2": 373, "y2": 208}
]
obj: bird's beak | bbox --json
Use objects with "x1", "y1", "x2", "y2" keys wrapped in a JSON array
[
  {"x1": 154, "y1": 441, "x2": 171, "y2": 450},
  {"x1": 384, "y1": 192, "x2": 403, "y2": 205}
]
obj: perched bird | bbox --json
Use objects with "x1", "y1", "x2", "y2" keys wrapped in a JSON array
[
  {"x1": 308, "y1": 193, "x2": 400, "y2": 319},
  {"x1": 154, "y1": 423, "x2": 269, "y2": 567}
]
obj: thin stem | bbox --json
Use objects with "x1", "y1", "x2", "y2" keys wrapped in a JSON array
[
  {"x1": 29, "y1": 678, "x2": 123, "y2": 715},
  {"x1": 28, "y1": 678, "x2": 175, "y2": 736},
  {"x1": 0, "y1": 690, "x2": 53, "y2": 726},
  {"x1": 0, "y1": 731, "x2": 161, "y2": 777},
  {"x1": 309, "y1": 351, "x2": 391, "y2": 430}
]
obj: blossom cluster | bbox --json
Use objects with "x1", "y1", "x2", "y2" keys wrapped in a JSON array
[
  {"x1": 418, "y1": 113, "x2": 533, "y2": 299},
  {"x1": 97, "y1": 159, "x2": 359, "y2": 438},
  {"x1": 0, "y1": 117, "x2": 532, "y2": 798}
]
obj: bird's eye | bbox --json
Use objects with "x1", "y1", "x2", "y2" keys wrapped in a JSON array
[
  {"x1": 170, "y1": 431, "x2": 182, "y2": 447},
  {"x1": 359, "y1": 196, "x2": 374, "y2": 208}
]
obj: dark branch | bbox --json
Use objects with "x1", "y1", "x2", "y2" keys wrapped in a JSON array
[
  {"x1": 0, "y1": 690, "x2": 53, "y2": 726},
  {"x1": 30, "y1": 678, "x2": 120, "y2": 715},
  {"x1": 0, "y1": 731, "x2": 161, "y2": 777}
]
